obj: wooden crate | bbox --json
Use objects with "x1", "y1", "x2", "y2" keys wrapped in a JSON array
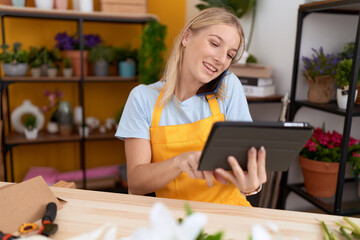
[{"x1": 100, "y1": 0, "x2": 147, "y2": 14}]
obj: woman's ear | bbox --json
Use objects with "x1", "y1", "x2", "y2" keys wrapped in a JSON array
[{"x1": 182, "y1": 29, "x2": 191, "y2": 47}]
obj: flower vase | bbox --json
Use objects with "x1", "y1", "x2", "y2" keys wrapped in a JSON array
[
  {"x1": 299, "y1": 155, "x2": 339, "y2": 197},
  {"x1": 57, "y1": 101, "x2": 73, "y2": 136},
  {"x1": 63, "y1": 50, "x2": 88, "y2": 76},
  {"x1": 24, "y1": 128, "x2": 39, "y2": 140},
  {"x1": 306, "y1": 73, "x2": 334, "y2": 104}
]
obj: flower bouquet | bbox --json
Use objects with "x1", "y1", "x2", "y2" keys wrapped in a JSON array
[
  {"x1": 41, "y1": 89, "x2": 64, "y2": 134},
  {"x1": 301, "y1": 47, "x2": 340, "y2": 103}
]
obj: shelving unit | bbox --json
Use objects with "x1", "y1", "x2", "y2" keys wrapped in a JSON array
[
  {"x1": 0, "y1": 6, "x2": 156, "y2": 186},
  {"x1": 285, "y1": 0, "x2": 360, "y2": 215}
]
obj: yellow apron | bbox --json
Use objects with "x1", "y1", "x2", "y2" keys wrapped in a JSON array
[{"x1": 150, "y1": 87, "x2": 251, "y2": 206}]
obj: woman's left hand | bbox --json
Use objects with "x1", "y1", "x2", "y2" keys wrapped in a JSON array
[{"x1": 213, "y1": 146, "x2": 267, "y2": 194}]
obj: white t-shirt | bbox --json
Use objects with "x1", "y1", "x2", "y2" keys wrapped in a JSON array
[{"x1": 115, "y1": 72, "x2": 252, "y2": 140}]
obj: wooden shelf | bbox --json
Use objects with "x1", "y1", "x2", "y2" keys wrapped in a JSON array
[
  {"x1": 247, "y1": 94, "x2": 282, "y2": 103},
  {"x1": 0, "y1": 5, "x2": 158, "y2": 22},
  {"x1": 84, "y1": 76, "x2": 137, "y2": 82},
  {"x1": 2, "y1": 76, "x2": 81, "y2": 82},
  {"x1": 5, "y1": 130, "x2": 117, "y2": 145},
  {"x1": 5, "y1": 131, "x2": 82, "y2": 145}
]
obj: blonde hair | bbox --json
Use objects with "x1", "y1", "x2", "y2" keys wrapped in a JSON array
[{"x1": 159, "y1": 7, "x2": 245, "y2": 107}]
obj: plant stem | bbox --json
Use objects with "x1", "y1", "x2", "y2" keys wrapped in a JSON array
[{"x1": 246, "y1": 2, "x2": 257, "y2": 52}]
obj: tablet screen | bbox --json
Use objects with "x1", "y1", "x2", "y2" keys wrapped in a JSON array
[{"x1": 198, "y1": 121, "x2": 313, "y2": 172}]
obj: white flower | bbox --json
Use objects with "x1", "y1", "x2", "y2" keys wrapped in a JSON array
[{"x1": 123, "y1": 202, "x2": 207, "y2": 240}]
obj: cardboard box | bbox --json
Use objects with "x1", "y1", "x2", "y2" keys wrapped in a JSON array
[
  {"x1": 100, "y1": 0, "x2": 147, "y2": 14},
  {"x1": 0, "y1": 176, "x2": 62, "y2": 233},
  {"x1": 230, "y1": 63, "x2": 272, "y2": 79}
]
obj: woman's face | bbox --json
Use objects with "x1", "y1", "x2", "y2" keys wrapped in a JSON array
[{"x1": 181, "y1": 24, "x2": 240, "y2": 87}]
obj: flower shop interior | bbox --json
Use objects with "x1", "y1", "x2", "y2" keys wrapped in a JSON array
[{"x1": 1, "y1": 0, "x2": 360, "y2": 239}]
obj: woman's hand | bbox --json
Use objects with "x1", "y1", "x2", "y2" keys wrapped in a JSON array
[
  {"x1": 174, "y1": 151, "x2": 215, "y2": 187},
  {"x1": 214, "y1": 146, "x2": 267, "y2": 194}
]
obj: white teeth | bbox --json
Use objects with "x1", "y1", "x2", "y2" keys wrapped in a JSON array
[{"x1": 204, "y1": 62, "x2": 217, "y2": 72}]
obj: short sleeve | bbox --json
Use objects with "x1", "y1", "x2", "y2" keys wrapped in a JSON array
[
  {"x1": 223, "y1": 73, "x2": 252, "y2": 121},
  {"x1": 115, "y1": 86, "x2": 154, "y2": 140}
]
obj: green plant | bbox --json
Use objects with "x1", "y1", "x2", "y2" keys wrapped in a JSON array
[
  {"x1": 29, "y1": 46, "x2": 61, "y2": 67},
  {"x1": 138, "y1": 19, "x2": 167, "y2": 85},
  {"x1": 63, "y1": 57, "x2": 71, "y2": 68},
  {"x1": 88, "y1": 45, "x2": 115, "y2": 63},
  {"x1": 114, "y1": 45, "x2": 138, "y2": 62},
  {"x1": 335, "y1": 58, "x2": 360, "y2": 89},
  {"x1": 23, "y1": 114, "x2": 36, "y2": 130},
  {"x1": 0, "y1": 42, "x2": 29, "y2": 64},
  {"x1": 339, "y1": 42, "x2": 354, "y2": 60}
]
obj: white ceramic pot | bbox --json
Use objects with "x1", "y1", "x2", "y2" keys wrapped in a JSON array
[
  {"x1": 72, "y1": 0, "x2": 79, "y2": 10},
  {"x1": 47, "y1": 68, "x2": 58, "y2": 77},
  {"x1": 47, "y1": 121, "x2": 59, "y2": 134},
  {"x1": 62, "y1": 68, "x2": 73, "y2": 77},
  {"x1": 35, "y1": 0, "x2": 54, "y2": 9},
  {"x1": 2, "y1": 63, "x2": 28, "y2": 76},
  {"x1": 30, "y1": 68, "x2": 41, "y2": 77},
  {"x1": 11, "y1": 100, "x2": 45, "y2": 134},
  {"x1": 79, "y1": 0, "x2": 93, "y2": 12},
  {"x1": 336, "y1": 88, "x2": 358, "y2": 110},
  {"x1": 24, "y1": 128, "x2": 39, "y2": 140},
  {"x1": 73, "y1": 106, "x2": 83, "y2": 126}
]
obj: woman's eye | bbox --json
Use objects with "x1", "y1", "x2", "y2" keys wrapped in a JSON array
[
  {"x1": 227, "y1": 54, "x2": 234, "y2": 59},
  {"x1": 210, "y1": 41, "x2": 219, "y2": 47}
]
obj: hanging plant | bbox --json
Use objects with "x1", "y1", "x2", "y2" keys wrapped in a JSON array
[{"x1": 138, "y1": 19, "x2": 167, "y2": 85}]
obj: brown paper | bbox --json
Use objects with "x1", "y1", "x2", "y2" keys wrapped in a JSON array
[{"x1": 0, "y1": 176, "x2": 62, "y2": 233}]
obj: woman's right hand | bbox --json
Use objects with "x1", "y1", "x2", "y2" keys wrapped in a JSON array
[{"x1": 174, "y1": 151, "x2": 215, "y2": 187}]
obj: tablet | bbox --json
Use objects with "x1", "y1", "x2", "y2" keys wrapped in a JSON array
[{"x1": 198, "y1": 121, "x2": 313, "y2": 172}]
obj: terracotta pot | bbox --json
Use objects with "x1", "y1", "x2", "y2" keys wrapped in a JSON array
[
  {"x1": 306, "y1": 73, "x2": 334, "y2": 104},
  {"x1": 63, "y1": 50, "x2": 88, "y2": 76},
  {"x1": 54, "y1": 0, "x2": 67, "y2": 9},
  {"x1": 299, "y1": 155, "x2": 339, "y2": 198}
]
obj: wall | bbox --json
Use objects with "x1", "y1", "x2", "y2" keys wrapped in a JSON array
[
  {"x1": 2, "y1": 0, "x2": 186, "y2": 182},
  {"x1": 186, "y1": 0, "x2": 359, "y2": 211}
]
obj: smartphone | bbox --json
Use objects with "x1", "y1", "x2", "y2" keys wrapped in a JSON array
[{"x1": 196, "y1": 68, "x2": 229, "y2": 96}]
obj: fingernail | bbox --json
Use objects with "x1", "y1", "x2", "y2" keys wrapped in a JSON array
[
  {"x1": 250, "y1": 147, "x2": 256, "y2": 153},
  {"x1": 260, "y1": 146, "x2": 265, "y2": 152}
]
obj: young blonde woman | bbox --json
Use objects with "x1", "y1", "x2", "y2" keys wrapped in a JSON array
[{"x1": 116, "y1": 7, "x2": 267, "y2": 206}]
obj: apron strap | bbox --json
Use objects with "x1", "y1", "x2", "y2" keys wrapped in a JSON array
[
  {"x1": 206, "y1": 94, "x2": 221, "y2": 116},
  {"x1": 151, "y1": 86, "x2": 165, "y2": 127}
]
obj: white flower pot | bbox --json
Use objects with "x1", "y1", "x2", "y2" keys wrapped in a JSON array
[
  {"x1": 47, "y1": 68, "x2": 58, "y2": 77},
  {"x1": 35, "y1": 0, "x2": 54, "y2": 9},
  {"x1": 2, "y1": 63, "x2": 28, "y2": 76},
  {"x1": 47, "y1": 121, "x2": 59, "y2": 134},
  {"x1": 30, "y1": 68, "x2": 41, "y2": 78},
  {"x1": 79, "y1": 0, "x2": 93, "y2": 12},
  {"x1": 336, "y1": 88, "x2": 358, "y2": 110},
  {"x1": 24, "y1": 128, "x2": 38, "y2": 140},
  {"x1": 62, "y1": 68, "x2": 73, "y2": 77},
  {"x1": 11, "y1": 100, "x2": 45, "y2": 134}
]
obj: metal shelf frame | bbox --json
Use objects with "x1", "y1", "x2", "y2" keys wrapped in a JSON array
[
  {"x1": 285, "y1": 0, "x2": 360, "y2": 215},
  {"x1": 0, "y1": 6, "x2": 155, "y2": 187}
]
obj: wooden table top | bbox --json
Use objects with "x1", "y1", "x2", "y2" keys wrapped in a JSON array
[{"x1": 1, "y1": 182, "x2": 359, "y2": 239}]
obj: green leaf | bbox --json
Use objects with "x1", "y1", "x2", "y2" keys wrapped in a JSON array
[{"x1": 184, "y1": 203, "x2": 194, "y2": 216}]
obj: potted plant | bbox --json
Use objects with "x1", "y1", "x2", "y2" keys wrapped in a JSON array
[
  {"x1": 299, "y1": 125, "x2": 360, "y2": 197},
  {"x1": 29, "y1": 57, "x2": 42, "y2": 78},
  {"x1": 62, "y1": 57, "x2": 73, "y2": 77},
  {"x1": 301, "y1": 47, "x2": 340, "y2": 104},
  {"x1": 88, "y1": 44, "x2": 114, "y2": 76},
  {"x1": 114, "y1": 45, "x2": 137, "y2": 77},
  {"x1": 23, "y1": 114, "x2": 38, "y2": 139},
  {"x1": 55, "y1": 31, "x2": 102, "y2": 76},
  {"x1": 138, "y1": 19, "x2": 167, "y2": 85},
  {"x1": 47, "y1": 61, "x2": 58, "y2": 77},
  {"x1": 0, "y1": 42, "x2": 29, "y2": 77},
  {"x1": 335, "y1": 58, "x2": 360, "y2": 109}
]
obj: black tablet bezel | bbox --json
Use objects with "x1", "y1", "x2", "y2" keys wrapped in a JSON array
[{"x1": 198, "y1": 121, "x2": 313, "y2": 172}]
